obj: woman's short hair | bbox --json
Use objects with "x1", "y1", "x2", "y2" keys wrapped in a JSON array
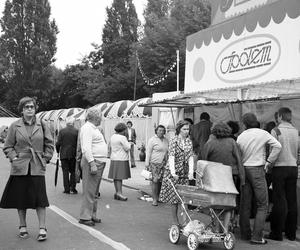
[
  {"x1": 278, "y1": 107, "x2": 292, "y2": 122},
  {"x1": 18, "y1": 96, "x2": 38, "y2": 114},
  {"x1": 155, "y1": 125, "x2": 166, "y2": 135},
  {"x1": 115, "y1": 123, "x2": 127, "y2": 133},
  {"x1": 211, "y1": 122, "x2": 232, "y2": 138},
  {"x1": 86, "y1": 108, "x2": 102, "y2": 123},
  {"x1": 175, "y1": 120, "x2": 189, "y2": 135},
  {"x1": 227, "y1": 120, "x2": 240, "y2": 135},
  {"x1": 242, "y1": 113, "x2": 258, "y2": 129}
]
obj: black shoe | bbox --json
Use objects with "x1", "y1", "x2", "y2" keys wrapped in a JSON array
[
  {"x1": 78, "y1": 219, "x2": 95, "y2": 226},
  {"x1": 285, "y1": 234, "x2": 296, "y2": 241},
  {"x1": 131, "y1": 165, "x2": 136, "y2": 168},
  {"x1": 91, "y1": 218, "x2": 102, "y2": 223},
  {"x1": 114, "y1": 193, "x2": 127, "y2": 201},
  {"x1": 71, "y1": 189, "x2": 78, "y2": 194},
  {"x1": 63, "y1": 190, "x2": 70, "y2": 194},
  {"x1": 265, "y1": 233, "x2": 283, "y2": 241}
]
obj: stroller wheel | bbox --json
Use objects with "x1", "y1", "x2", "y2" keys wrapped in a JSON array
[
  {"x1": 187, "y1": 233, "x2": 199, "y2": 250},
  {"x1": 223, "y1": 232, "x2": 235, "y2": 250},
  {"x1": 169, "y1": 225, "x2": 180, "y2": 244}
]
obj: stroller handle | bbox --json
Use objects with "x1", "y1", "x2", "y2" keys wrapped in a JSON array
[{"x1": 167, "y1": 178, "x2": 192, "y2": 222}]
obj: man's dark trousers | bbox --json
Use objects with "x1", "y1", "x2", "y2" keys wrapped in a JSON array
[
  {"x1": 270, "y1": 167, "x2": 298, "y2": 240},
  {"x1": 61, "y1": 158, "x2": 76, "y2": 192}
]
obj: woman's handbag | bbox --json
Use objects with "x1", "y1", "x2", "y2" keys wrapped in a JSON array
[{"x1": 140, "y1": 169, "x2": 152, "y2": 180}]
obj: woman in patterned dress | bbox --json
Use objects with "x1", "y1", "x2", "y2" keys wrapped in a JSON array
[{"x1": 159, "y1": 120, "x2": 194, "y2": 225}]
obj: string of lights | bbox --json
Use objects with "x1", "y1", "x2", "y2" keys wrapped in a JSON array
[{"x1": 137, "y1": 53, "x2": 177, "y2": 86}]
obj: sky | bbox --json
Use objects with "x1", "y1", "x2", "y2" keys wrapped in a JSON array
[{"x1": 0, "y1": 0, "x2": 147, "y2": 69}]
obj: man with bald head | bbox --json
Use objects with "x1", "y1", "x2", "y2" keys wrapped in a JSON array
[{"x1": 78, "y1": 108, "x2": 107, "y2": 226}]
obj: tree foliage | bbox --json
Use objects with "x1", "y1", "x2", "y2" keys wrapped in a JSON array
[
  {"x1": 137, "y1": 0, "x2": 211, "y2": 94},
  {"x1": 82, "y1": 0, "x2": 148, "y2": 103},
  {"x1": 0, "y1": 0, "x2": 58, "y2": 112}
]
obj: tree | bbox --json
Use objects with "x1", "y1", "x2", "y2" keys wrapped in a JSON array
[
  {"x1": 58, "y1": 64, "x2": 97, "y2": 108},
  {"x1": 0, "y1": 0, "x2": 58, "y2": 112},
  {"x1": 82, "y1": 0, "x2": 143, "y2": 103},
  {"x1": 137, "y1": 0, "x2": 211, "y2": 94}
]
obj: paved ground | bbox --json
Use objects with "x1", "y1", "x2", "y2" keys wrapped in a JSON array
[{"x1": 1, "y1": 144, "x2": 300, "y2": 250}]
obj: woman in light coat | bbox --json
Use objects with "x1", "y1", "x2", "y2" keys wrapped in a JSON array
[
  {"x1": 0, "y1": 97, "x2": 54, "y2": 241},
  {"x1": 108, "y1": 123, "x2": 132, "y2": 201}
]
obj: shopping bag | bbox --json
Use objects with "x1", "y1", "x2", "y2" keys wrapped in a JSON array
[{"x1": 140, "y1": 169, "x2": 152, "y2": 180}]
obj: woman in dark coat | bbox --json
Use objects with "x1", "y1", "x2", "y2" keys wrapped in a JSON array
[
  {"x1": 0, "y1": 97, "x2": 54, "y2": 241},
  {"x1": 202, "y1": 122, "x2": 245, "y2": 231}
]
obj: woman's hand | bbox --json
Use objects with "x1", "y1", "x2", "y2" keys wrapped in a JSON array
[{"x1": 171, "y1": 172, "x2": 179, "y2": 180}]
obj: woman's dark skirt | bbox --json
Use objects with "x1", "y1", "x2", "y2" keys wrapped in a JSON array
[
  {"x1": 0, "y1": 174, "x2": 49, "y2": 209},
  {"x1": 108, "y1": 160, "x2": 131, "y2": 180}
]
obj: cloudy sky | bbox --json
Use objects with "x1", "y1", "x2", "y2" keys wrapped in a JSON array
[{"x1": 0, "y1": 0, "x2": 147, "y2": 69}]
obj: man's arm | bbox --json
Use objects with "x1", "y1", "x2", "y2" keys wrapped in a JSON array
[
  {"x1": 132, "y1": 128, "x2": 136, "y2": 144},
  {"x1": 81, "y1": 126, "x2": 94, "y2": 163}
]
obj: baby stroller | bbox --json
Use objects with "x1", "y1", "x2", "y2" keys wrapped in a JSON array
[{"x1": 168, "y1": 161, "x2": 239, "y2": 250}]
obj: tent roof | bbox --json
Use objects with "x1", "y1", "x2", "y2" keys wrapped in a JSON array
[
  {"x1": 140, "y1": 78, "x2": 300, "y2": 108},
  {"x1": 0, "y1": 105, "x2": 18, "y2": 117},
  {"x1": 187, "y1": 0, "x2": 300, "y2": 51}
]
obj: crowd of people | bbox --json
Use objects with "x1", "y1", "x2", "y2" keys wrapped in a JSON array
[
  {"x1": 145, "y1": 110, "x2": 299, "y2": 245},
  {"x1": 0, "y1": 96, "x2": 299, "y2": 245}
]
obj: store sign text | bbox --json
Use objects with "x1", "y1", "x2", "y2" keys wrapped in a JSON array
[{"x1": 215, "y1": 35, "x2": 280, "y2": 83}]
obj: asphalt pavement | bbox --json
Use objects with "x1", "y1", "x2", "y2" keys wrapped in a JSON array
[{"x1": 1, "y1": 145, "x2": 300, "y2": 250}]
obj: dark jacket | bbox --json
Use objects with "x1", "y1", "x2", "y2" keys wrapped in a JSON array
[
  {"x1": 202, "y1": 137, "x2": 245, "y2": 185},
  {"x1": 125, "y1": 128, "x2": 136, "y2": 144},
  {"x1": 190, "y1": 120, "x2": 212, "y2": 158},
  {"x1": 56, "y1": 125, "x2": 78, "y2": 160},
  {"x1": 3, "y1": 118, "x2": 54, "y2": 176}
]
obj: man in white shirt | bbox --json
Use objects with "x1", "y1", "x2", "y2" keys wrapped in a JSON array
[
  {"x1": 78, "y1": 109, "x2": 107, "y2": 226},
  {"x1": 237, "y1": 113, "x2": 281, "y2": 245}
]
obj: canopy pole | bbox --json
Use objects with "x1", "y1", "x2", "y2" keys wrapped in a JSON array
[
  {"x1": 176, "y1": 50, "x2": 179, "y2": 92},
  {"x1": 170, "y1": 107, "x2": 176, "y2": 128}
]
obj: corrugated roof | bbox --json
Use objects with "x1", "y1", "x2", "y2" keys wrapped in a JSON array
[{"x1": 140, "y1": 78, "x2": 300, "y2": 107}]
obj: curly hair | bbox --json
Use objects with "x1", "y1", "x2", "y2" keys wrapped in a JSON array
[
  {"x1": 114, "y1": 123, "x2": 127, "y2": 133},
  {"x1": 211, "y1": 122, "x2": 232, "y2": 138}
]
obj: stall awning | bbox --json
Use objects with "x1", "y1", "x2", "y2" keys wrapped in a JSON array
[
  {"x1": 187, "y1": 0, "x2": 300, "y2": 51},
  {"x1": 140, "y1": 78, "x2": 300, "y2": 108}
]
